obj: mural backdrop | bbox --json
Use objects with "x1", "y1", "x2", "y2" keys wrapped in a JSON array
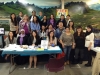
[{"x1": 0, "y1": 0, "x2": 100, "y2": 31}]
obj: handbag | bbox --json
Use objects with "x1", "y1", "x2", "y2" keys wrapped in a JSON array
[{"x1": 57, "y1": 52, "x2": 65, "y2": 59}]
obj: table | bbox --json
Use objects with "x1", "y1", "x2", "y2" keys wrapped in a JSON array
[
  {"x1": 91, "y1": 47, "x2": 100, "y2": 75},
  {"x1": 1, "y1": 45, "x2": 62, "y2": 74},
  {"x1": 1, "y1": 45, "x2": 62, "y2": 56}
]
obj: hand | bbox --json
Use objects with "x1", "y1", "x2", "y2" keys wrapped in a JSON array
[
  {"x1": 5, "y1": 56, "x2": 8, "y2": 60},
  {"x1": 88, "y1": 47, "x2": 91, "y2": 51},
  {"x1": 72, "y1": 45, "x2": 75, "y2": 49},
  {"x1": 62, "y1": 44, "x2": 64, "y2": 48},
  {"x1": 16, "y1": 30, "x2": 18, "y2": 34},
  {"x1": 32, "y1": 44, "x2": 35, "y2": 46}
]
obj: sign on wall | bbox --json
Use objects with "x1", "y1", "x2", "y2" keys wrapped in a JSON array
[{"x1": 56, "y1": 9, "x2": 68, "y2": 18}]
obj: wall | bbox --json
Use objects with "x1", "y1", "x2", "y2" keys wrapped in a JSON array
[{"x1": 0, "y1": 0, "x2": 100, "y2": 30}]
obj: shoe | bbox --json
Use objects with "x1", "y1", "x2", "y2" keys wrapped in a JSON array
[
  {"x1": 64, "y1": 62, "x2": 67, "y2": 65},
  {"x1": 67, "y1": 61, "x2": 69, "y2": 65},
  {"x1": 79, "y1": 61, "x2": 82, "y2": 64},
  {"x1": 85, "y1": 63, "x2": 91, "y2": 67}
]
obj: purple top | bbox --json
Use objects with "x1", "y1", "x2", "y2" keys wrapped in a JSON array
[
  {"x1": 24, "y1": 23, "x2": 29, "y2": 34},
  {"x1": 50, "y1": 19, "x2": 54, "y2": 25}
]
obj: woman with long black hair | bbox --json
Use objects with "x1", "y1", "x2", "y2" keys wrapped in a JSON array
[
  {"x1": 10, "y1": 13, "x2": 18, "y2": 37},
  {"x1": 85, "y1": 25, "x2": 94, "y2": 67},
  {"x1": 5, "y1": 31, "x2": 16, "y2": 64},
  {"x1": 74, "y1": 26, "x2": 85, "y2": 64},
  {"x1": 28, "y1": 30, "x2": 40, "y2": 68}
]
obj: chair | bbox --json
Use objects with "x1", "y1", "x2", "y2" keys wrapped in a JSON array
[{"x1": 45, "y1": 57, "x2": 66, "y2": 75}]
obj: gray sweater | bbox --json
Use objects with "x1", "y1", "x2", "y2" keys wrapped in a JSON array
[
  {"x1": 60, "y1": 32, "x2": 74, "y2": 46},
  {"x1": 5, "y1": 37, "x2": 17, "y2": 46}
]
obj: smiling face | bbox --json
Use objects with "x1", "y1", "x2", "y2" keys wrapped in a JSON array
[
  {"x1": 11, "y1": 14, "x2": 15, "y2": 19},
  {"x1": 66, "y1": 27, "x2": 70, "y2": 33},
  {"x1": 32, "y1": 31, "x2": 36, "y2": 37},
  {"x1": 50, "y1": 31, "x2": 54, "y2": 37},
  {"x1": 19, "y1": 12, "x2": 23, "y2": 17},
  {"x1": 87, "y1": 27, "x2": 91, "y2": 32},
  {"x1": 69, "y1": 21, "x2": 73, "y2": 27},
  {"x1": 77, "y1": 28, "x2": 82, "y2": 33},
  {"x1": 9, "y1": 32, "x2": 13, "y2": 37}
]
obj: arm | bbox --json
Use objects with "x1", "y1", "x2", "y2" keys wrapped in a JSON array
[
  {"x1": 88, "y1": 33, "x2": 94, "y2": 50},
  {"x1": 59, "y1": 34, "x2": 64, "y2": 48},
  {"x1": 54, "y1": 37, "x2": 57, "y2": 45},
  {"x1": 5, "y1": 38, "x2": 9, "y2": 47},
  {"x1": 30, "y1": 22, "x2": 34, "y2": 31}
]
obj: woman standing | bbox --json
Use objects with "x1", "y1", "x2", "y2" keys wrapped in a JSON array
[
  {"x1": 10, "y1": 13, "x2": 18, "y2": 37},
  {"x1": 30, "y1": 16, "x2": 40, "y2": 33},
  {"x1": 60, "y1": 27, "x2": 75, "y2": 65},
  {"x1": 47, "y1": 31, "x2": 57, "y2": 46},
  {"x1": 28, "y1": 30, "x2": 40, "y2": 68},
  {"x1": 74, "y1": 26, "x2": 85, "y2": 64},
  {"x1": 85, "y1": 25, "x2": 94, "y2": 67},
  {"x1": 41, "y1": 15, "x2": 48, "y2": 28},
  {"x1": 47, "y1": 14, "x2": 56, "y2": 28},
  {"x1": 19, "y1": 14, "x2": 30, "y2": 37},
  {"x1": 69, "y1": 21, "x2": 74, "y2": 34}
]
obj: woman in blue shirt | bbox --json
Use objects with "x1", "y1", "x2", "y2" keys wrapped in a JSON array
[{"x1": 30, "y1": 16, "x2": 40, "y2": 33}]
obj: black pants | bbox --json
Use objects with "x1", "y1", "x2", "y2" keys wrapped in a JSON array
[{"x1": 86, "y1": 48, "x2": 96, "y2": 65}]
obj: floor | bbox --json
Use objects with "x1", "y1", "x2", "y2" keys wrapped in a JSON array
[{"x1": 0, "y1": 62, "x2": 92, "y2": 75}]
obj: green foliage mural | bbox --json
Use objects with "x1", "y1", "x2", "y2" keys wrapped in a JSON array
[{"x1": 0, "y1": 0, "x2": 100, "y2": 30}]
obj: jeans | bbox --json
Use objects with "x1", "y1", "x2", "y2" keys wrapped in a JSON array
[{"x1": 63, "y1": 45, "x2": 72, "y2": 61}]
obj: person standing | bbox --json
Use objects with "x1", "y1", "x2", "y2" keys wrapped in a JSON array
[
  {"x1": 10, "y1": 13, "x2": 18, "y2": 37},
  {"x1": 85, "y1": 25, "x2": 94, "y2": 67},
  {"x1": 19, "y1": 14, "x2": 30, "y2": 36},
  {"x1": 17, "y1": 11, "x2": 23, "y2": 24},
  {"x1": 60, "y1": 27, "x2": 75, "y2": 65},
  {"x1": 55, "y1": 22, "x2": 65, "y2": 49},
  {"x1": 38, "y1": 11, "x2": 43, "y2": 21},
  {"x1": 74, "y1": 26, "x2": 85, "y2": 64},
  {"x1": 66, "y1": 15, "x2": 71, "y2": 27},
  {"x1": 47, "y1": 14, "x2": 56, "y2": 28},
  {"x1": 30, "y1": 16, "x2": 40, "y2": 33},
  {"x1": 69, "y1": 21, "x2": 74, "y2": 34},
  {"x1": 29, "y1": 10, "x2": 40, "y2": 23},
  {"x1": 56, "y1": 15, "x2": 66, "y2": 28}
]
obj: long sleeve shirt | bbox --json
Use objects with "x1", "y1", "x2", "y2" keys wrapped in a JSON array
[{"x1": 30, "y1": 21, "x2": 40, "y2": 31}]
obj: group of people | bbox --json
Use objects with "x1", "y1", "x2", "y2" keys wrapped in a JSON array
[{"x1": 4, "y1": 10, "x2": 95, "y2": 68}]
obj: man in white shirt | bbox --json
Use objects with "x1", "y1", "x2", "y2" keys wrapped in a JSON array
[{"x1": 66, "y1": 15, "x2": 71, "y2": 27}]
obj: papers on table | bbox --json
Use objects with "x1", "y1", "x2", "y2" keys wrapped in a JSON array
[
  {"x1": 48, "y1": 46, "x2": 61, "y2": 51},
  {"x1": 92, "y1": 47, "x2": 100, "y2": 52},
  {"x1": 1, "y1": 44, "x2": 61, "y2": 52}
]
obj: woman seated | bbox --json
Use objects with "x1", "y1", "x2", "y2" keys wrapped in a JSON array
[
  {"x1": 15, "y1": 29, "x2": 29, "y2": 65},
  {"x1": 40, "y1": 25, "x2": 47, "y2": 40},
  {"x1": 28, "y1": 30, "x2": 40, "y2": 68},
  {"x1": 47, "y1": 31, "x2": 57, "y2": 46},
  {"x1": 5, "y1": 31, "x2": 16, "y2": 64}
]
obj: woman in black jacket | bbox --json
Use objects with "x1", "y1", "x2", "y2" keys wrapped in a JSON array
[
  {"x1": 28, "y1": 30, "x2": 40, "y2": 68},
  {"x1": 15, "y1": 29, "x2": 28, "y2": 65},
  {"x1": 74, "y1": 26, "x2": 85, "y2": 64}
]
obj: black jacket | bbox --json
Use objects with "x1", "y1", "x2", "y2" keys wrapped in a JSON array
[
  {"x1": 17, "y1": 35, "x2": 28, "y2": 45},
  {"x1": 27, "y1": 36, "x2": 40, "y2": 45},
  {"x1": 56, "y1": 19, "x2": 66, "y2": 28}
]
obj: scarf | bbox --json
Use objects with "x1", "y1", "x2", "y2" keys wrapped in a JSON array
[{"x1": 20, "y1": 34, "x2": 25, "y2": 45}]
